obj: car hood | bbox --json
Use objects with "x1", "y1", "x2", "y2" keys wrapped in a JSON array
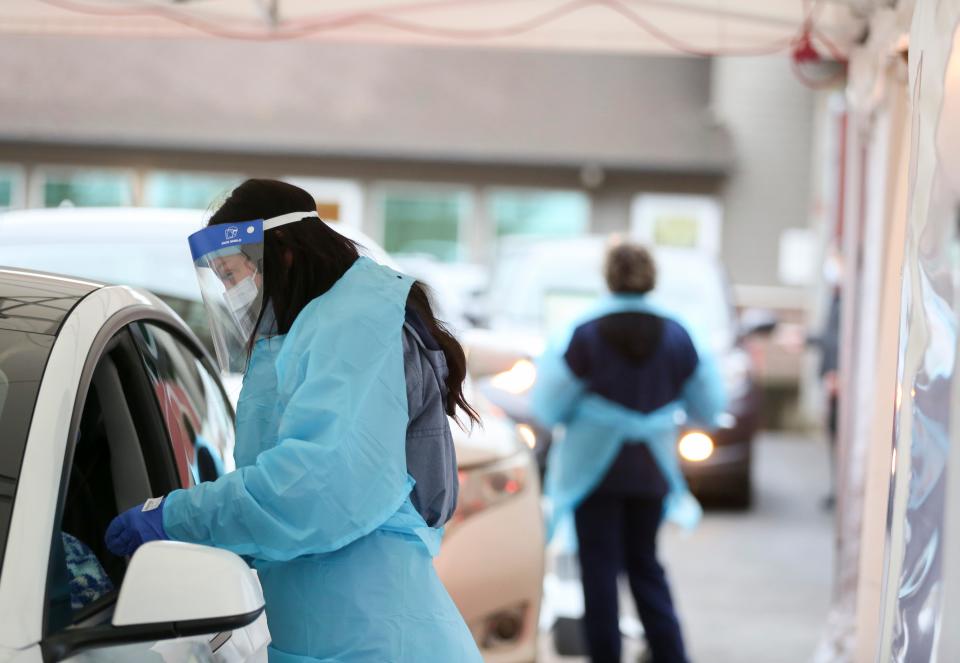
[{"x1": 451, "y1": 411, "x2": 520, "y2": 469}]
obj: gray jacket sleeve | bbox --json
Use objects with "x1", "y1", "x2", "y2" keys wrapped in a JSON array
[{"x1": 402, "y1": 325, "x2": 460, "y2": 528}]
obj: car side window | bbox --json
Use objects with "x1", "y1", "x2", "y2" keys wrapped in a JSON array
[
  {"x1": 46, "y1": 331, "x2": 180, "y2": 633},
  {"x1": 130, "y1": 322, "x2": 235, "y2": 488}
]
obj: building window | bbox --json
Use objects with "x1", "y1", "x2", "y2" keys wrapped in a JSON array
[
  {"x1": 282, "y1": 177, "x2": 364, "y2": 229},
  {"x1": 630, "y1": 193, "x2": 723, "y2": 256},
  {"x1": 380, "y1": 188, "x2": 469, "y2": 262},
  {"x1": 0, "y1": 167, "x2": 23, "y2": 210},
  {"x1": 145, "y1": 171, "x2": 242, "y2": 209},
  {"x1": 39, "y1": 168, "x2": 134, "y2": 208},
  {"x1": 489, "y1": 188, "x2": 590, "y2": 240}
]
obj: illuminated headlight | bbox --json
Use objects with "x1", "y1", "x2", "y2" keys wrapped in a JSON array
[
  {"x1": 516, "y1": 423, "x2": 537, "y2": 449},
  {"x1": 490, "y1": 359, "x2": 537, "y2": 394},
  {"x1": 678, "y1": 431, "x2": 714, "y2": 462},
  {"x1": 451, "y1": 454, "x2": 529, "y2": 528}
]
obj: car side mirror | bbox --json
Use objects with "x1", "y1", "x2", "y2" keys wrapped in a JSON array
[{"x1": 43, "y1": 541, "x2": 265, "y2": 661}]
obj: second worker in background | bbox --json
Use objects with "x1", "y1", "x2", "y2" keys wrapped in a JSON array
[{"x1": 533, "y1": 241, "x2": 726, "y2": 663}]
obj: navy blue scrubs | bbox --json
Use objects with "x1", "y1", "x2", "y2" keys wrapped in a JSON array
[{"x1": 563, "y1": 311, "x2": 697, "y2": 663}]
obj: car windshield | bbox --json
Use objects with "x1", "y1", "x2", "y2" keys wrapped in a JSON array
[
  {"x1": 0, "y1": 328, "x2": 56, "y2": 570},
  {"x1": 0, "y1": 242, "x2": 218, "y2": 352},
  {"x1": 490, "y1": 240, "x2": 734, "y2": 350}
]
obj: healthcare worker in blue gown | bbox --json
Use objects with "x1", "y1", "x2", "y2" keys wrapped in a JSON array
[
  {"x1": 532, "y1": 241, "x2": 726, "y2": 663},
  {"x1": 104, "y1": 179, "x2": 484, "y2": 663}
]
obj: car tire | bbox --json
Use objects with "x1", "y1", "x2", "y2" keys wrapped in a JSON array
[
  {"x1": 726, "y1": 472, "x2": 752, "y2": 509},
  {"x1": 553, "y1": 616, "x2": 589, "y2": 656}
]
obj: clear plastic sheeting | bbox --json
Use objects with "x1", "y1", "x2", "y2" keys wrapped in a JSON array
[
  {"x1": 812, "y1": 46, "x2": 910, "y2": 663},
  {"x1": 887, "y1": 264, "x2": 953, "y2": 661},
  {"x1": 876, "y1": 6, "x2": 960, "y2": 661},
  {"x1": 188, "y1": 219, "x2": 268, "y2": 375}
]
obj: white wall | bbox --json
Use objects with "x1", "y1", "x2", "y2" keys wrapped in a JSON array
[
  {"x1": 0, "y1": 35, "x2": 729, "y2": 172},
  {"x1": 711, "y1": 56, "x2": 817, "y2": 288}
]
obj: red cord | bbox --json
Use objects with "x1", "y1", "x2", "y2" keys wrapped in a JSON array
[
  {"x1": 812, "y1": 28, "x2": 849, "y2": 63},
  {"x1": 31, "y1": 0, "x2": 837, "y2": 57}
]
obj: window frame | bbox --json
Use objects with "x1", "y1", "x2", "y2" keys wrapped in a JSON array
[
  {"x1": 0, "y1": 287, "x2": 211, "y2": 653},
  {"x1": 36, "y1": 309, "x2": 232, "y2": 660},
  {"x1": 43, "y1": 328, "x2": 181, "y2": 636},
  {"x1": 128, "y1": 320, "x2": 236, "y2": 488},
  {"x1": 27, "y1": 303, "x2": 216, "y2": 643}
]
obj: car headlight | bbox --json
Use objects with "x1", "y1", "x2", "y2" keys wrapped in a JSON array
[
  {"x1": 516, "y1": 423, "x2": 537, "y2": 449},
  {"x1": 451, "y1": 453, "x2": 530, "y2": 527},
  {"x1": 490, "y1": 359, "x2": 537, "y2": 394},
  {"x1": 678, "y1": 431, "x2": 715, "y2": 462}
]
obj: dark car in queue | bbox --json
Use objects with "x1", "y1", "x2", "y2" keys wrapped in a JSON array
[{"x1": 469, "y1": 237, "x2": 770, "y2": 507}]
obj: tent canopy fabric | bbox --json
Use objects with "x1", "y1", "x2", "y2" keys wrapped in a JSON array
[
  {"x1": 1, "y1": 1, "x2": 861, "y2": 55},
  {"x1": 0, "y1": 1, "x2": 860, "y2": 172}
]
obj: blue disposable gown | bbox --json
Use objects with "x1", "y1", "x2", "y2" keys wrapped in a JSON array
[
  {"x1": 162, "y1": 257, "x2": 481, "y2": 662},
  {"x1": 532, "y1": 295, "x2": 727, "y2": 541}
]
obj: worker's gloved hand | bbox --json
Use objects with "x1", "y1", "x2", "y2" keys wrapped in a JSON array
[{"x1": 105, "y1": 497, "x2": 168, "y2": 557}]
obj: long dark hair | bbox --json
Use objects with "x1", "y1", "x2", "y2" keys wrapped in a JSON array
[{"x1": 207, "y1": 179, "x2": 479, "y2": 427}]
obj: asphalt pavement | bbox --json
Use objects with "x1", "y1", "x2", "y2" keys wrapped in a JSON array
[{"x1": 538, "y1": 432, "x2": 834, "y2": 663}]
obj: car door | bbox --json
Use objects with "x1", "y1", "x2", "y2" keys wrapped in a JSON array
[
  {"x1": 125, "y1": 321, "x2": 269, "y2": 663},
  {"x1": 40, "y1": 318, "x2": 264, "y2": 663},
  {"x1": 39, "y1": 326, "x2": 219, "y2": 663}
]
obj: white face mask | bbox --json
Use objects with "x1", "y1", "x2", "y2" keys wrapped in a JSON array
[{"x1": 223, "y1": 275, "x2": 259, "y2": 319}]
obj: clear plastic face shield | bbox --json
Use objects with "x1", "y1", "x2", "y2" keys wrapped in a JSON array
[{"x1": 188, "y1": 211, "x2": 319, "y2": 374}]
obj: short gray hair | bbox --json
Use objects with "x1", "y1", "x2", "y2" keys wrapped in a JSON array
[{"x1": 604, "y1": 241, "x2": 657, "y2": 294}]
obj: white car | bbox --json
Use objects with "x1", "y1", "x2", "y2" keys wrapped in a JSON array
[
  {"x1": 0, "y1": 207, "x2": 544, "y2": 663},
  {"x1": 0, "y1": 268, "x2": 270, "y2": 662},
  {"x1": 392, "y1": 253, "x2": 490, "y2": 332}
]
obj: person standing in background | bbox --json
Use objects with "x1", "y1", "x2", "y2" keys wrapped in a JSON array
[
  {"x1": 814, "y1": 254, "x2": 842, "y2": 509},
  {"x1": 532, "y1": 241, "x2": 726, "y2": 663}
]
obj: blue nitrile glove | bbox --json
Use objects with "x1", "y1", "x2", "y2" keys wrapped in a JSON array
[{"x1": 105, "y1": 497, "x2": 169, "y2": 556}]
